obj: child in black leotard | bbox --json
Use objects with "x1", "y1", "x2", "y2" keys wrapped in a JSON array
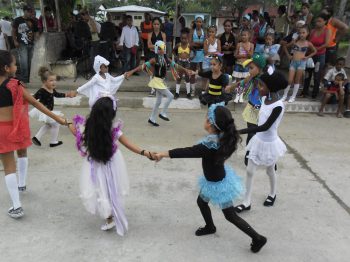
[
  {"x1": 154, "y1": 103, "x2": 267, "y2": 253},
  {"x1": 30, "y1": 67, "x2": 76, "y2": 147}
]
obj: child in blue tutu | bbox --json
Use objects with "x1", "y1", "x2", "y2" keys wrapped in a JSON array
[{"x1": 154, "y1": 103, "x2": 267, "y2": 253}]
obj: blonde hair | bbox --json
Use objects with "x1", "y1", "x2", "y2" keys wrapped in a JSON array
[{"x1": 38, "y1": 66, "x2": 55, "y2": 82}]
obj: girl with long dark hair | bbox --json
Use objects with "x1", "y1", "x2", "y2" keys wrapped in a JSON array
[
  {"x1": 70, "y1": 96, "x2": 153, "y2": 235},
  {"x1": 154, "y1": 103, "x2": 267, "y2": 253},
  {"x1": 0, "y1": 50, "x2": 67, "y2": 218}
]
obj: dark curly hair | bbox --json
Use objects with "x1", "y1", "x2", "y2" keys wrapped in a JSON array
[
  {"x1": 0, "y1": 50, "x2": 14, "y2": 76},
  {"x1": 83, "y1": 97, "x2": 117, "y2": 164},
  {"x1": 214, "y1": 106, "x2": 241, "y2": 164}
]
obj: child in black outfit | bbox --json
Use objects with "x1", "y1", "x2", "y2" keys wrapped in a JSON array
[
  {"x1": 30, "y1": 67, "x2": 76, "y2": 147},
  {"x1": 154, "y1": 103, "x2": 267, "y2": 253}
]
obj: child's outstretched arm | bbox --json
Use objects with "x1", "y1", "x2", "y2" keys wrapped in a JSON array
[
  {"x1": 118, "y1": 134, "x2": 155, "y2": 160},
  {"x1": 76, "y1": 76, "x2": 98, "y2": 97},
  {"x1": 225, "y1": 74, "x2": 253, "y2": 93}
]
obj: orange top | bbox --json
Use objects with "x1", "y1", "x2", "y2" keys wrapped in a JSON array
[
  {"x1": 326, "y1": 18, "x2": 337, "y2": 47},
  {"x1": 141, "y1": 21, "x2": 153, "y2": 40}
]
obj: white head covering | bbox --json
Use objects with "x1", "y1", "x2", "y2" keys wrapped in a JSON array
[
  {"x1": 296, "y1": 20, "x2": 306, "y2": 26},
  {"x1": 195, "y1": 15, "x2": 204, "y2": 21},
  {"x1": 93, "y1": 55, "x2": 110, "y2": 74}
]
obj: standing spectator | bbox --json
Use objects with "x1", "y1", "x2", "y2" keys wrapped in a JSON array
[
  {"x1": 274, "y1": 5, "x2": 289, "y2": 43},
  {"x1": 0, "y1": 17, "x2": 13, "y2": 49},
  {"x1": 12, "y1": 5, "x2": 39, "y2": 83},
  {"x1": 141, "y1": 12, "x2": 153, "y2": 60},
  {"x1": 251, "y1": 10, "x2": 260, "y2": 31},
  {"x1": 38, "y1": 6, "x2": 57, "y2": 32},
  {"x1": 163, "y1": 13, "x2": 174, "y2": 58},
  {"x1": 0, "y1": 25, "x2": 10, "y2": 51},
  {"x1": 303, "y1": 14, "x2": 330, "y2": 99},
  {"x1": 174, "y1": 5, "x2": 185, "y2": 45},
  {"x1": 300, "y1": 3, "x2": 313, "y2": 26},
  {"x1": 81, "y1": 10, "x2": 100, "y2": 75},
  {"x1": 239, "y1": 15, "x2": 252, "y2": 36},
  {"x1": 99, "y1": 13, "x2": 118, "y2": 63},
  {"x1": 118, "y1": 15, "x2": 139, "y2": 73},
  {"x1": 322, "y1": 7, "x2": 349, "y2": 67},
  {"x1": 147, "y1": 17, "x2": 166, "y2": 59},
  {"x1": 220, "y1": 20, "x2": 235, "y2": 74}
]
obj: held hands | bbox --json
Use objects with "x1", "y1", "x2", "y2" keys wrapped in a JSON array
[
  {"x1": 153, "y1": 152, "x2": 164, "y2": 162},
  {"x1": 66, "y1": 91, "x2": 77, "y2": 98}
]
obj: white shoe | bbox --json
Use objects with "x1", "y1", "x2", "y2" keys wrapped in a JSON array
[
  {"x1": 288, "y1": 97, "x2": 296, "y2": 103},
  {"x1": 8, "y1": 207, "x2": 24, "y2": 219},
  {"x1": 101, "y1": 221, "x2": 115, "y2": 231},
  {"x1": 281, "y1": 96, "x2": 287, "y2": 102},
  {"x1": 234, "y1": 95, "x2": 240, "y2": 103}
]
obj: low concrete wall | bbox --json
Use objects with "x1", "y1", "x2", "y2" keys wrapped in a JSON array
[{"x1": 30, "y1": 32, "x2": 67, "y2": 82}]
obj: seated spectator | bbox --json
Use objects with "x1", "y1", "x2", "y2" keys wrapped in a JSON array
[{"x1": 318, "y1": 73, "x2": 347, "y2": 118}]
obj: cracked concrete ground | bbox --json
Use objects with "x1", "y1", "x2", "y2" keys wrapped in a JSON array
[{"x1": 0, "y1": 107, "x2": 349, "y2": 262}]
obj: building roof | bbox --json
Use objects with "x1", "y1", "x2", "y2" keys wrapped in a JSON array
[{"x1": 105, "y1": 5, "x2": 165, "y2": 15}]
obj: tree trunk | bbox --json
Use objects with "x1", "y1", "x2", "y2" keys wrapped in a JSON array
[
  {"x1": 337, "y1": 0, "x2": 347, "y2": 19},
  {"x1": 346, "y1": 41, "x2": 350, "y2": 68}
]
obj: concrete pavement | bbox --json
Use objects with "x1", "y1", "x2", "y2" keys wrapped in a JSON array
[{"x1": 0, "y1": 107, "x2": 349, "y2": 262}]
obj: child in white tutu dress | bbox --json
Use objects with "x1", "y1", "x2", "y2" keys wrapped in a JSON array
[
  {"x1": 70, "y1": 95, "x2": 153, "y2": 235},
  {"x1": 235, "y1": 71, "x2": 288, "y2": 213}
]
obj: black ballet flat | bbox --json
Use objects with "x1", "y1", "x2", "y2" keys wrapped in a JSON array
[
  {"x1": 49, "y1": 141, "x2": 63, "y2": 147},
  {"x1": 32, "y1": 137, "x2": 41, "y2": 146},
  {"x1": 159, "y1": 114, "x2": 170, "y2": 121},
  {"x1": 263, "y1": 195, "x2": 276, "y2": 206},
  {"x1": 251, "y1": 235, "x2": 267, "y2": 253},
  {"x1": 234, "y1": 204, "x2": 251, "y2": 213},
  {"x1": 148, "y1": 119, "x2": 159, "y2": 127},
  {"x1": 195, "y1": 225, "x2": 216, "y2": 236}
]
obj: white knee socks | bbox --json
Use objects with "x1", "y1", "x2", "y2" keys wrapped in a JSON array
[
  {"x1": 289, "y1": 84, "x2": 299, "y2": 102},
  {"x1": 50, "y1": 123, "x2": 60, "y2": 144},
  {"x1": 5, "y1": 173, "x2": 21, "y2": 209},
  {"x1": 35, "y1": 124, "x2": 50, "y2": 140},
  {"x1": 186, "y1": 82, "x2": 191, "y2": 94},
  {"x1": 243, "y1": 160, "x2": 258, "y2": 206},
  {"x1": 190, "y1": 83, "x2": 196, "y2": 95},
  {"x1": 282, "y1": 85, "x2": 291, "y2": 101},
  {"x1": 176, "y1": 84, "x2": 180, "y2": 94},
  {"x1": 266, "y1": 165, "x2": 277, "y2": 197},
  {"x1": 17, "y1": 157, "x2": 28, "y2": 187}
]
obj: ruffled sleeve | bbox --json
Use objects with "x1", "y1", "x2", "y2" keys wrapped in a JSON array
[{"x1": 73, "y1": 115, "x2": 87, "y2": 157}]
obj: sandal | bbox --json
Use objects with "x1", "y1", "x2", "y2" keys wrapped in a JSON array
[
  {"x1": 234, "y1": 204, "x2": 251, "y2": 213},
  {"x1": 263, "y1": 195, "x2": 276, "y2": 206}
]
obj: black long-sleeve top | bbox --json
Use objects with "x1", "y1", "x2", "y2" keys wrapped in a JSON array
[
  {"x1": 239, "y1": 106, "x2": 282, "y2": 134},
  {"x1": 33, "y1": 88, "x2": 66, "y2": 110},
  {"x1": 169, "y1": 144, "x2": 225, "y2": 182}
]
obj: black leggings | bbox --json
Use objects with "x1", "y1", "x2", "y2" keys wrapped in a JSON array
[{"x1": 197, "y1": 196, "x2": 260, "y2": 239}]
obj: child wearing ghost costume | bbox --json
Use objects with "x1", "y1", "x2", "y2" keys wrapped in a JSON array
[
  {"x1": 76, "y1": 55, "x2": 136, "y2": 108},
  {"x1": 234, "y1": 71, "x2": 288, "y2": 213},
  {"x1": 137, "y1": 40, "x2": 189, "y2": 127}
]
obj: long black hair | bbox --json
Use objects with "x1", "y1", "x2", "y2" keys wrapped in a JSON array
[
  {"x1": 83, "y1": 97, "x2": 116, "y2": 164},
  {"x1": 214, "y1": 106, "x2": 241, "y2": 164}
]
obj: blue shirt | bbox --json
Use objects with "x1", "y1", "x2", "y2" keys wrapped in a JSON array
[{"x1": 164, "y1": 22, "x2": 174, "y2": 42}]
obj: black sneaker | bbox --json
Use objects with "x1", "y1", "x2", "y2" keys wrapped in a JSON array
[
  {"x1": 32, "y1": 137, "x2": 41, "y2": 146},
  {"x1": 251, "y1": 235, "x2": 267, "y2": 253},
  {"x1": 159, "y1": 114, "x2": 170, "y2": 121},
  {"x1": 18, "y1": 186, "x2": 26, "y2": 192},
  {"x1": 148, "y1": 119, "x2": 159, "y2": 127},
  {"x1": 8, "y1": 207, "x2": 24, "y2": 219},
  {"x1": 174, "y1": 93, "x2": 180, "y2": 99},
  {"x1": 195, "y1": 225, "x2": 216, "y2": 236},
  {"x1": 186, "y1": 93, "x2": 192, "y2": 100},
  {"x1": 50, "y1": 141, "x2": 63, "y2": 147}
]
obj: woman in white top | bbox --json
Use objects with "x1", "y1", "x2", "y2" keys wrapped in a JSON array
[
  {"x1": 235, "y1": 71, "x2": 288, "y2": 213},
  {"x1": 0, "y1": 25, "x2": 10, "y2": 51}
]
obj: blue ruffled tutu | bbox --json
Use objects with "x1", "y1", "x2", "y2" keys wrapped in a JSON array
[{"x1": 198, "y1": 165, "x2": 243, "y2": 209}]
